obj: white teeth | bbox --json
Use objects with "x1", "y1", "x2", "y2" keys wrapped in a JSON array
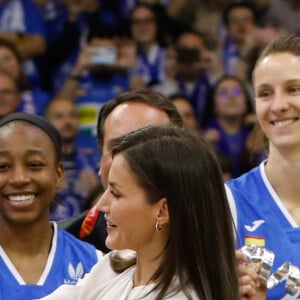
[
  {"x1": 106, "y1": 222, "x2": 116, "y2": 227},
  {"x1": 8, "y1": 195, "x2": 35, "y2": 202},
  {"x1": 274, "y1": 119, "x2": 294, "y2": 128}
]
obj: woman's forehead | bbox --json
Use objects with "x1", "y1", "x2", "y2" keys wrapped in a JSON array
[{"x1": 0, "y1": 121, "x2": 54, "y2": 145}]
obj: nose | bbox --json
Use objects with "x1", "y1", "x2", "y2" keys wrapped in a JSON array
[
  {"x1": 9, "y1": 164, "x2": 30, "y2": 186},
  {"x1": 270, "y1": 93, "x2": 290, "y2": 114},
  {"x1": 95, "y1": 189, "x2": 111, "y2": 213}
]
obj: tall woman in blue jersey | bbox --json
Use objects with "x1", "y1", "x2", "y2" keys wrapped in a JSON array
[{"x1": 226, "y1": 34, "x2": 300, "y2": 300}]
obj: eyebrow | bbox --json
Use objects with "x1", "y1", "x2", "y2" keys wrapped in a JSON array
[
  {"x1": 284, "y1": 79, "x2": 300, "y2": 84},
  {"x1": 0, "y1": 149, "x2": 45, "y2": 156},
  {"x1": 108, "y1": 181, "x2": 122, "y2": 188}
]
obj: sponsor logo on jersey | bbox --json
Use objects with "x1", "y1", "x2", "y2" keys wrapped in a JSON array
[
  {"x1": 64, "y1": 262, "x2": 84, "y2": 284},
  {"x1": 244, "y1": 219, "x2": 265, "y2": 232}
]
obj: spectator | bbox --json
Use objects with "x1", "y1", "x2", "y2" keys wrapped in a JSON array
[
  {"x1": 56, "y1": 37, "x2": 144, "y2": 168},
  {"x1": 203, "y1": 75, "x2": 258, "y2": 177},
  {"x1": 129, "y1": 3, "x2": 167, "y2": 86},
  {"x1": 0, "y1": 38, "x2": 50, "y2": 115},
  {"x1": 169, "y1": 93, "x2": 199, "y2": 133},
  {"x1": 59, "y1": 89, "x2": 182, "y2": 251},
  {"x1": 222, "y1": 1, "x2": 285, "y2": 82},
  {"x1": 265, "y1": 0, "x2": 300, "y2": 35},
  {"x1": 0, "y1": 0, "x2": 47, "y2": 87},
  {"x1": 151, "y1": 45, "x2": 179, "y2": 96},
  {"x1": 0, "y1": 70, "x2": 22, "y2": 119},
  {"x1": 175, "y1": 30, "x2": 223, "y2": 122},
  {"x1": 192, "y1": 0, "x2": 231, "y2": 49},
  {"x1": 45, "y1": 97, "x2": 99, "y2": 221}
]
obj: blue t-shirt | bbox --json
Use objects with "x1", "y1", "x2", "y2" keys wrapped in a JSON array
[
  {"x1": 226, "y1": 162, "x2": 300, "y2": 300},
  {"x1": 18, "y1": 88, "x2": 50, "y2": 116},
  {"x1": 0, "y1": 222, "x2": 100, "y2": 300},
  {"x1": 75, "y1": 73, "x2": 130, "y2": 166},
  {"x1": 205, "y1": 119, "x2": 250, "y2": 177},
  {"x1": 0, "y1": 0, "x2": 45, "y2": 35},
  {"x1": 50, "y1": 148, "x2": 97, "y2": 221},
  {"x1": 0, "y1": 0, "x2": 46, "y2": 88},
  {"x1": 176, "y1": 74, "x2": 211, "y2": 122},
  {"x1": 222, "y1": 36, "x2": 240, "y2": 75},
  {"x1": 137, "y1": 44, "x2": 166, "y2": 86}
]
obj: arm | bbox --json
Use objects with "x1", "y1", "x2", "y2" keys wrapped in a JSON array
[
  {"x1": 0, "y1": 32, "x2": 46, "y2": 59},
  {"x1": 56, "y1": 45, "x2": 92, "y2": 100}
]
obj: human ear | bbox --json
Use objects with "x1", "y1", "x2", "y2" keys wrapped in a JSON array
[
  {"x1": 54, "y1": 162, "x2": 64, "y2": 191},
  {"x1": 156, "y1": 198, "x2": 169, "y2": 226}
]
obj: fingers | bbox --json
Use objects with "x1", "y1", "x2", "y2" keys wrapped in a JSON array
[{"x1": 238, "y1": 250, "x2": 262, "y2": 299}]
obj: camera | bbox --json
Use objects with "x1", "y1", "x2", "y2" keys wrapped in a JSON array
[
  {"x1": 87, "y1": 46, "x2": 117, "y2": 65},
  {"x1": 176, "y1": 47, "x2": 201, "y2": 64}
]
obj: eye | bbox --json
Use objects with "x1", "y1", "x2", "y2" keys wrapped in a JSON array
[
  {"x1": 110, "y1": 189, "x2": 120, "y2": 199},
  {"x1": 288, "y1": 86, "x2": 300, "y2": 93},
  {"x1": 256, "y1": 89, "x2": 272, "y2": 99},
  {"x1": 0, "y1": 163, "x2": 10, "y2": 172},
  {"x1": 27, "y1": 161, "x2": 45, "y2": 170}
]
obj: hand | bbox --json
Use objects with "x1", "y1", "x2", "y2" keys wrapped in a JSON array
[
  {"x1": 237, "y1": 250, "x2": 267, "y2": 300},
  {"x1": 200, "y1": 49, "x2": 223, "y2": 76},
  {"x1": 114, "y1": 38, "x2": 138, "y2": 71},
  {"x1": 0, "y1": 32, "x2": 19, "y2": 43},
  {"x1": 252, "y1": 26, "x2": 287, "y2": 48},
  {"x1": 203, "y1": 128, "x2": 220, "y2": 145},
  {"x1": 79, "y1": 169, "x2": 99, "y2": 192}
]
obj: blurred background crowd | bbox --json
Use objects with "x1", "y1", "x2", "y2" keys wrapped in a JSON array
[{"x1": 0, "y1": 0, "x2": 294, "y2": 221}]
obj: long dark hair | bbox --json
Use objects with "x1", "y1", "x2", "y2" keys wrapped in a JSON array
[
  {"x1": 110, "y1": 125, "x2": 239, "y2": 300},
  {"x1": 0, "y1": 38, "x2": 31, "y2": 91},
  {"x1": 202, "y1": 74, "x2": 253, "y2": 127}
]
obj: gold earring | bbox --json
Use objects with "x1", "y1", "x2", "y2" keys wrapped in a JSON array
[{"x1": 155, "y1": 221, "x2": 162, "y2": 232}]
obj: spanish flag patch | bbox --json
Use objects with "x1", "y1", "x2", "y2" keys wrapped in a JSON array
[{"x1": 244, "y1": 235, "x2": 265, "y2": 247}]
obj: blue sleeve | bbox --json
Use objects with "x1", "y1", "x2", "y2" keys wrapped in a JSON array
[{"x1": 23, "y1": 0, "x2": 45, "y2": 37}]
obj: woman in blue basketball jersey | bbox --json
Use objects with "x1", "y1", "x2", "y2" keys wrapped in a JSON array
[
  {"x1": 0, "y1": 112, "x2": 102, "y2": 300},
  {"x1": 226, "y1": 34, "x2": 300, "y2": 300}
]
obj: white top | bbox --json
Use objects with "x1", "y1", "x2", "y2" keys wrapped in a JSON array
[{"x1": 38, "y1": 250, "x2": 198, "y2": 300}]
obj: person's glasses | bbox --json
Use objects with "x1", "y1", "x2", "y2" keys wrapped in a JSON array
[
  {"x1": 131, "y1": 17, "x2": 156, "y2": 26},
  {"x1": 216, "y1": 87, "x2": 243, "y2": 99},
  {"x1": 0, "y1": 89, "x2": 18, "y2": 96}
]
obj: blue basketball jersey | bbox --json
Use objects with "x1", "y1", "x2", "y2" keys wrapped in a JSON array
[
  {"x1": 226, "y1": 162, "x2": 300, "y2": 299},
  {"x1": 0, "y1": 223, "x2": 101, "y2": 300}
]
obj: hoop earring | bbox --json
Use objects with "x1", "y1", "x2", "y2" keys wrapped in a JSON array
[{"x1": 155, "y1": 222, "x2": 162, "y2": 232}]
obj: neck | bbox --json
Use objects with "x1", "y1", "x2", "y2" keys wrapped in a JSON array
[
  {"x1": 133, "y1": 231, "x2": 168, "y2": 287},
  {"x1": 0, "y1": 217, "x2": 53, "y2": 255},
  {"x1": 62, "y1": 141, "x2": 75, "y2": 154},
  {"x1": 140, "y1": 41, "x2": 155, "y2": 53},
  {"x1": 217, "y1": 115, "x2": 243, "y2": 134},
  {"x1": 266, "y1": 146, "x2": 300, "y2": 205},
  {"x1": 133, "y1": 251, "x2": 162, "y2": 287},
  {"x1": 180, "y1": 73, "x2": 200, "y2": 83}
]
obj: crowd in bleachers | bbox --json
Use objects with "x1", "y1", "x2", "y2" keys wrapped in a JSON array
[{"x1": 0, "y1": 0, "x2": 292, "y2": 221}]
